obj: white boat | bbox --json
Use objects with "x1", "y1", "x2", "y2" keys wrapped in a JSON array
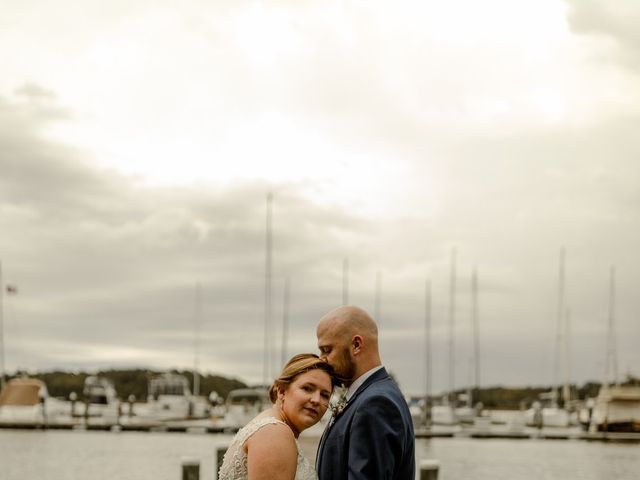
[
  {"x1": 524, "y1": 393, "x2": 571, "y2": 428},
  {"x1": 585, "y1": 270, "x2": 640, "y2": 432},
  {"x1": 81, "y1": 375, "x2": 120, "y2": 421},
  {"x1": 145, "y1": 373, "x2": 209, "y2": 421},
  {"x1": 0, "y1": 377, "x2": 66, "y2": 425},
  {"x1": 588, "y1": 385, "x2": 640, "y2": 433},
  {"x1": 404, "y1": 394, "x2": 427, "y2": 428},
  {"x1": 431, "y1": 405, "x2": 457, "y2": 425},
  {"x1": 222, "y1": 388, "x2": 269, "y2": 431},
  {"x1": 454, "y1": 405, "x2": 476, "y2": 424}
]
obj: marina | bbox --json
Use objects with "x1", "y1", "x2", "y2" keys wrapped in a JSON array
[{"x1": 2, "y1": 404, "x2": 639, "y2": 442}]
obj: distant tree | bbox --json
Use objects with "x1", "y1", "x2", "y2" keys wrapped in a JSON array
[
  {"x1": 623, "y1": 374, "x2": 639, "y2": 386},
  {"x1": 576, "y1": 382, "x2": 601, "y2": 399},
  {"x1": 32, "y1": 371, "x2": 87, "y2": 400},
  {"x1": 19, "y1": 369, "x2": 247, "y2": 402}
]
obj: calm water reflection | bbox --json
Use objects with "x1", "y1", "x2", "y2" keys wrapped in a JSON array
[
  {"x1": 1, "y1": 429, "x2": 638, "y2": 480},
  {"x1": 415, "y1": 437, "x2": 640, "y2": 480}
]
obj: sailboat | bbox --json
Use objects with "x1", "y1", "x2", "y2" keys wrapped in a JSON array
[
  {"x1": 525, "y1": 248, "x2": 571, "y2": 428},
  {"x1": 432, "y1": 249, "x2": 458, "y2": 426},
  {"x1": 587, "y1": 267, "x2": 640, "y2": 433},
  {"x1": 456, "y1": 266, "x2": 481, "y2": 425}
]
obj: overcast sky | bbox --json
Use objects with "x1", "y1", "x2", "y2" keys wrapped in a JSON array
[{"x1": 1, "y1": 0, "x2": 639, "y2": 396}]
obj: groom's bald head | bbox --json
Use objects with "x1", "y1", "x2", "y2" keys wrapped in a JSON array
[{"x1": 316, "y1": 305, "x2": 381, "y2": 384}]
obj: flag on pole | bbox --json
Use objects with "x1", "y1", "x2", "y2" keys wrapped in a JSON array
[{"x1": 6, "y1": 285, "x2": 17, "y2": 294}]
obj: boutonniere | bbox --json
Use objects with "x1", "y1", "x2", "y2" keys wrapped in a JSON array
[{"x1": 329, "y1": 387, "x2": 348, "y2": 419}]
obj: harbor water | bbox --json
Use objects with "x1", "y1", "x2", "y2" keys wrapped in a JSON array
[{"x1": 1, "y1": 429, "x2": 638, "y2": 480}]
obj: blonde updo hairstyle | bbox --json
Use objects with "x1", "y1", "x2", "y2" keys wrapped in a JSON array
[{"x1": 269, "y1": 353, "x2": 337, "y2": 403}]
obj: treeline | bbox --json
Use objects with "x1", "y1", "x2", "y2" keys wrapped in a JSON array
[
  {"x1": 460, "y1": 384, "x2": 598, "y2": 410},
  {"x1": 448, "y1": 375, "x2": 639, "y2": 410},
  {"x1": 9, "y1": 369, "x2": 247, "y2": 402}
]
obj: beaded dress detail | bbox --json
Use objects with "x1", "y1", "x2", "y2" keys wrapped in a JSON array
[{"x1": 218, "y1": 416, "x2": 317, "y2": 480}]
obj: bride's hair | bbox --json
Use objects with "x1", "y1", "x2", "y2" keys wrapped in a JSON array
[{"x1": 269, "y1": 353, "x2": 337, "y2": 403}]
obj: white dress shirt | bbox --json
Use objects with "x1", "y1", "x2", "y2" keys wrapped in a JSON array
[{"x1": 346, "y1": 365, "x2": 384, "y2": 401}]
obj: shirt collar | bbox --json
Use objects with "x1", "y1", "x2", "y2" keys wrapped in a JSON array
[{"x1": 346, "y1": 365, "x2": 384, "y2": 401}]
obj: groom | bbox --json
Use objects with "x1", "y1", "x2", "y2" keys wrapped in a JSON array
[{"x1": 315, "y1": 306, "x2": 415, "y2": 480}]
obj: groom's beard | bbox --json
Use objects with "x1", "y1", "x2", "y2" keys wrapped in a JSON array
[{"x1": 335, "y1": 347, "x2": 357, "y2": 385}]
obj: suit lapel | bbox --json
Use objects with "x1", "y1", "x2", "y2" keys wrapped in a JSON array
[
  {"x1": 344, "y1": 367, "x2": 388, "y2": 407},
  {"x1": 318, "y1": 368, "x2": 388, "y2": 442},
  {"x1": 316, "y1": 367, "x2": 390, "y2": 470}
]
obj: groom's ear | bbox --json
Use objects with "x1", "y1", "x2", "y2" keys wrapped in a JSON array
[{"x1": 351, "y1": 335, "x2": 364, "y2": 355}]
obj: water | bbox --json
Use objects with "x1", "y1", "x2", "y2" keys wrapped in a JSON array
[
  {"x1": 0, "y1": 429, "x2": 638, "y2": 480},
  {"x1": 415, "y1": 437, "x2": 639, "y2": 480}
]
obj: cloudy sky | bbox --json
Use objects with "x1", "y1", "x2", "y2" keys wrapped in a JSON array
[{"x1": 1, "y1": 0, "x2": 639, "y2": 396}]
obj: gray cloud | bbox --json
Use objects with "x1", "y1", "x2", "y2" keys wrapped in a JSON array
[
  {"x1": 2, "y1": 2, "x2": 640, "y2": 396},
  {"x1": 566, "y1": 0, "x2": 640, "y2": 68},
  {"x1": 3, "y1": 76, "x2": 640, "y2": 394}
]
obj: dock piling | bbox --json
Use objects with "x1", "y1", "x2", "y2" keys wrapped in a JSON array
[
  {"x1": 420, "y1": 459, "x2": 440, "y2": 480},
  {"x1": 215, "y1": 445, "x2": 228, "y2": 478},
  {"x1": 128, "y1": 394, "x2": 136, "y2": 417},
  {"x1": 181, "y1": 457, "x2": 199, "y2": 480}
]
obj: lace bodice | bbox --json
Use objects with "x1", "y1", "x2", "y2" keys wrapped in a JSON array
[{"x1": 218, "y1": 416, "x2": 317, "y2": 480}]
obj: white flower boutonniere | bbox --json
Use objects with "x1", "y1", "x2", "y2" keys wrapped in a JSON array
[{"x1": 328, "y1": 387, "x2": 348, "y2": 421}]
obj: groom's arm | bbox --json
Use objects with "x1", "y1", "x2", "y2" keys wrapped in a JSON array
[{"x1": 347, "y1": 394, "x2": 405, "y2": 480}]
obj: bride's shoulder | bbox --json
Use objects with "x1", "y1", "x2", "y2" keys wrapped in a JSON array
[
  {"x1": 247, "y1": 416, "x2": 295, "y2": 443},
  {"x1": 245, "y1": 417, "x2": 298, "y2": 476}
]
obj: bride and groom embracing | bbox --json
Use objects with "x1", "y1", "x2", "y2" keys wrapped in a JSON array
[{"x1": 218, "y1": 305, "x2": 416, "y2": 480}]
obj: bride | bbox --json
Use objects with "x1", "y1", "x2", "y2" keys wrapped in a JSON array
[{"x1": 218, "y1": 353, "x2": 337, "y2": 480}]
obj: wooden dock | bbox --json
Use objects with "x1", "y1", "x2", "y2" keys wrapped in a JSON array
[{"x1": 2, "y1": 419, "x2": 639, "y2": 442}]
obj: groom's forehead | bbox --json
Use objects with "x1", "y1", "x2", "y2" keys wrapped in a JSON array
[{"x1": 317, "y1": 325, "x2": 335, "y2": 345}]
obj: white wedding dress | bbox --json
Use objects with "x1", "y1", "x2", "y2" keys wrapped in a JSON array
[{"x1": 218, "y1": 416, "x2": 318, "y2": 480}]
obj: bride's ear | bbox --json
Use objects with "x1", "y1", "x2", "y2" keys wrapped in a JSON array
[{"x1": 277, "y1": 385, "x2": 286, "y2": 402}]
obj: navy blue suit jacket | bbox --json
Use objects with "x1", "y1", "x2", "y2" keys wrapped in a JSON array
[{"x1": 316, "y1": 367, "x2": 415, "y2": 480}]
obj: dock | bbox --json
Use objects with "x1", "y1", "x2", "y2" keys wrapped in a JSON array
[{"x1": 2, "y1": 418, "x2": 639, "y2": 443}]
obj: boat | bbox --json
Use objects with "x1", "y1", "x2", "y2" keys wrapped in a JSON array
[
  {"x1": 588, "y1": 385, "x2": 640, "y2": 433},
  {"x1": 524, "y1": 392, "x2": 571, "y2": 428},
  {"x1": 221, "y1": 387, "x2": 269, "y2": 431},
  {"x1": 0, "y1": 377, "x2": 66, "y2": 426},
  {"x1": 525, "y1": 249, "x2": 573, "y2": 428},
  {"x1": 454, "y1": 391, "x2": 478, "y2": 424},
  {"x1": 80, "y1": 375, "x2": 120, "y2": 421},
  {"x1": 431, "y1": 404, "x2": 457, "y2": 425},
  {"x1": 405, "y1": 394, "x2": 427, "y2": 428},
  {"x1": 586, "y1": 269, "x2": 640, "y2": 432},
  {"x1": 145, "y1": 373, "x2": 209, "y2": 421}
]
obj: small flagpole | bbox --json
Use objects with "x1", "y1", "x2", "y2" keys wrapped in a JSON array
[{"x1": 0, "y1": 260, "x2": 5, "y2": 390}]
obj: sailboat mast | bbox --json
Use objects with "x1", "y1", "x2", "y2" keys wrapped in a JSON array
[
  {"x1": 281, "y1": 277, "x2": 290, "y2": 367},
  {"x1": 448, "y1": 248, "x2": 457, "y2": 405},
  {"x1": 0, "y1": 260, "x2": 5, "y2": 390},
  {"x1": 374, "y1": 271, "x2": 382, "y2": 326},
  {"x1": 342, "y1": 258, "x2": 349, "y2": 305},
  {"x1": 562, "y1": 307, "x2": 571, "y2": 405},
  {"x1": 263, "y1": 193, "x2": 273, "y2": 386},
  {"x1": 424, "y1": 278, "x2": 432, "y2": 427},
  {"x1": 472, "y1": 266, "x2": 480, "y2": 403},
  {"x1": 193, "y1": 282, "x2": 201, "y2": 397},
  {"x1": 605, "y1": 266, "x2": 619, "y2": 388},
  {"x1": 553, "y1": 247, "x2": 566, "y2": 406}
]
